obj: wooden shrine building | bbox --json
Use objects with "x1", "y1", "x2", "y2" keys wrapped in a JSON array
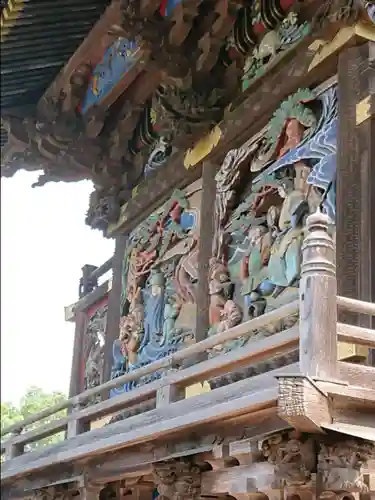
[{"x1": 1, "y1": 0, "x2": 375, "y2": 499}]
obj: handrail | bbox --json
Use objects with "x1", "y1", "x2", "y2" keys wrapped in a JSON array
[
  {"x1": 1, "y1": 299, "x2": 299, "y2": 438},
  {"x1": 337, "y1": 323, "x2": 375, "y2": 348},
  {"x1": 337, "y1": 295, "x2": 375, "y2": 316},
  {"x1": 89, "y1": 257, "x2": 113, "y2": 282},
  {"x1": 1, "y1": 326, "x2": 299, "y2": 452}
]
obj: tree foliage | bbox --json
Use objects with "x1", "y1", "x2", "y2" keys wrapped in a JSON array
[{"x1": 1, "y1": 386, "x2": 67, "y2": 451}]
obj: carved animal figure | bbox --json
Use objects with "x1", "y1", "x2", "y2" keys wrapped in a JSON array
[
  {"x1": 208, "y1": 258, "x2": 233, "y2": 326},
  {"x1": 252, "y1": 30, "x2": 281, "y2": 64}
]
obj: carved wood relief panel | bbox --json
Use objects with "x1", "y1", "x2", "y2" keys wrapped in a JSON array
[
  {"x1": 84, "y1": 298, "x2": 108, "y2": 395},
  {"x1": 208, "y1": 79, "x2": 338, "y2": 354},
  {"x1": 110, "y1": 180, "x2": 202, "y2": 397}
]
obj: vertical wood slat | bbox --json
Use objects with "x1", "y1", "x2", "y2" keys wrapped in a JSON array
[
  {"x1": 69, "y1": 311, "x2": 87, "y2": 398},
  {"x1": 67, "y1": 403, "x2": 89, "y2": 438},
  {"x1": 337, "y1": 43, "x2": 374, "y2": 363},
  {"x1": 195, "y1": 161, "x2": 218, "y2": 351},
  {"x1": 102, "y1": 235, "x2": 128, "y2": 391},
  {"x1": 337, "y1": 44, "x2": 374, "y2": 326}
]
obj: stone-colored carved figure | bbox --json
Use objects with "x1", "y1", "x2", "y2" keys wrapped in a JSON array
[
  {"x1": 240, "y1": 224, "x2": 274, "y2": 318},
  {"x1": 208, "y1": 258, "x2": 233, "y2": 327},
  {"x1": 162, "y1": 294, "x2": 182, "y2": 345},
  {"x1": 153, "y1": 459, "x2": 202, "y2": 500},
  {"x1": 119, "y1": 286, "x2": 144, "y2": 366},
  {"x1": 262, "y1": 432, "x2": 316, "y2": 487},
  {"x1": 318, "y1": 439, "x2": 375, "y2": 492},
  {"x1": 216, "y1": 299, "x2": 242, "y2": 334}
]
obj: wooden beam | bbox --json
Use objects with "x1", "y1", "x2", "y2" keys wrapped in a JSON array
[
  {"x1": 338, "y1": 361, "x2": 375, "y2": 390},
  {"x1": 195, "y1": 161, "x2": 218, "y2": 347},
  {"x1": 201, "y1": 462, "x2": 278, "y2": 497},
  {"x1": 69, "y1": 312, "x2": 87, "y2": 398},
  {"x1": 102, "y1": 235, "x2": 127, "y2": 387},
  {"x1": 336, "y1": 43, "x2": 375, "y2": 351},
  {"x1": 337, "y1": 322, "x2": 375, "y2": 348},
  {"x1": 0, "y1": 371, "x2": 284, "y2": 481},
  {"x1": 277, "y1": 376, "x2": 331, "y2": 433},
  {"x1": 1, "y1": 332, "x2": 298, "y2": 451}
]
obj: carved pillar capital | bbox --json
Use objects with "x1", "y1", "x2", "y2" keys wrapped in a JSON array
[
  {"x1": 302, "y1": 209, "x2": 336, "y2": 279},
  {"x1": 153, "y1": 458, "x2": 202, "y2": 500},
  {"x1": 318, "y1": 438, "x2": 375, "y2": 493}
]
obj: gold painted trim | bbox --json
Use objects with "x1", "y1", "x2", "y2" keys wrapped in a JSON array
[
  {"x1": 354, "y1": 21, "x2": 375, "y2": 42},
  {"x1": 185, "y1": 381, "x2": 211, "y2": 399},
  {"x1": 338, "y1": 342, "x2": 369, "y2": 362},
  {"x1": 132, "y1": 184, "x2": 139, "y2": 199},
  {"x1": 1, "y1": 0, "x2": 25, "y2": 43},
  {"x1": 308, "y1": 21, "x2": 375, "y2": 73},
  {"x1": 184, "y1": 126, "x2": 222, "y2": 169},
  {"x1": 308, "y1": 26, "x2": 355, "y2": 72},
  {"x1": 356, "y1": 96, "x2": 372, "y2": 125}
]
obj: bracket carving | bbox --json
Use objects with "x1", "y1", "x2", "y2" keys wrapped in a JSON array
[{"x1": 153, "y1": 458, "x2": 202, "y2": 500}]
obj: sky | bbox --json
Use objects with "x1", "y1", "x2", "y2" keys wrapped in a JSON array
[{"x1": 1, "y1": 172, "x2": 114, "y2": 405}]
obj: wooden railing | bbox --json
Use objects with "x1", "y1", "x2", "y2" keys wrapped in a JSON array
[
  {"x1": 1, "y1": 210, "x2": 375, "y2": 478},
  {"x1": 337, "y1": 296, "x2": 375, "y2": 347},
  {"x1": 1, "y1": 299, "x2": 299, "y2": 460}
]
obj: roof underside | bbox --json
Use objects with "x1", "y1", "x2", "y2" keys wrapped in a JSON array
[{"x1": 1, "y1": 0, "x2": 110, "y2": 147}]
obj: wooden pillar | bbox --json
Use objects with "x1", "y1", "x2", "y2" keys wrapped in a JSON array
[
  {"x1": 69, "y1": 311, "x2": 87, "y2": 397},
  {"x1": 337, "y1": 42, "x2": 375, "y2": 362},
  {"x1": 195, "y1": 161, "x2": 218, "y2": 347},
  {"x1": 299, "y1": 209, "x2": 338, "y2": 380},
  {"x1": 278, "y1": 210, "x2": 335, "y2": 433},
  {"x1": 102, "y1": 235, "x2": 127, "y2": 387}
]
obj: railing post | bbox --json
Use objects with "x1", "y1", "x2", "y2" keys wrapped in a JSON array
[
  {"x1": 4, "y1": 431, "x2": 24, "y2": 460},
  {"x1": 67, "y1": 403, "x2": 89, "y2": 438},
  {"x1": 78, "y1": 475, "x2": 103, "y2": 500},
  {"x1": 277, "y1": 209, "x2": 336, "y2": 433},
  {"x1": 156, "y1": 367, "x2": 181, "y2": 407},
  {"x1": 299, "y1": 208, "x2": 338, "y2": 380}
]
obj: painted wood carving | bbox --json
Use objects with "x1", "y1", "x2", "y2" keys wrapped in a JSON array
[
  {"x1": 1, "y1": 0, "x2": 352, "y2": 235},
  {"x1": 110, "y1": 181, "x2": 201, "y2": 396},
  {"x1": 209, "y1": 80, "x2": 338, "y2": 351},
  {"x1": 84, "y1": 299, "x2": 108, "y2": 395},
  {"x1": 79, "y1": 38, "x2": 142, "y2": 113}
]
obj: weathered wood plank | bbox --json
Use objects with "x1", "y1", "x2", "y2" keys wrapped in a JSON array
[
  {"x1": 2, "y1": 300, "x2": 298, "y2": 440},
  {"x1": 337, "y1": 295, "x2": 375, "y2": 316},
  {"x1": 1, "y1": 328, "x2": 298, "y2": 449},
  {"x1": 338, "y1": 361, "x2": 375, "y2": 389},
  {"x1": 337, "y1": 43, "x2": 374, "y2": 334},
  {"x1": 1, "y1": 387, "x2": 278, "y2": 480},
  {"x1": 316, "y1": 381, "x2": 375, "y2": 404},
  {"x1": 195, "y1": 161, "x2": 218, "y2": 346},
  {"x1": 69, "y1": 312, "x2": 87, "y2": 398},
  {"x1": 337, "y1": 322, "x2": 375, "y2": 348},
  {"x1": 1, "y1": 364, "x2": 299, "y2": 481},
  {"x1": 102, "y1": 235, "x2": 127, "y2": 386}
]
